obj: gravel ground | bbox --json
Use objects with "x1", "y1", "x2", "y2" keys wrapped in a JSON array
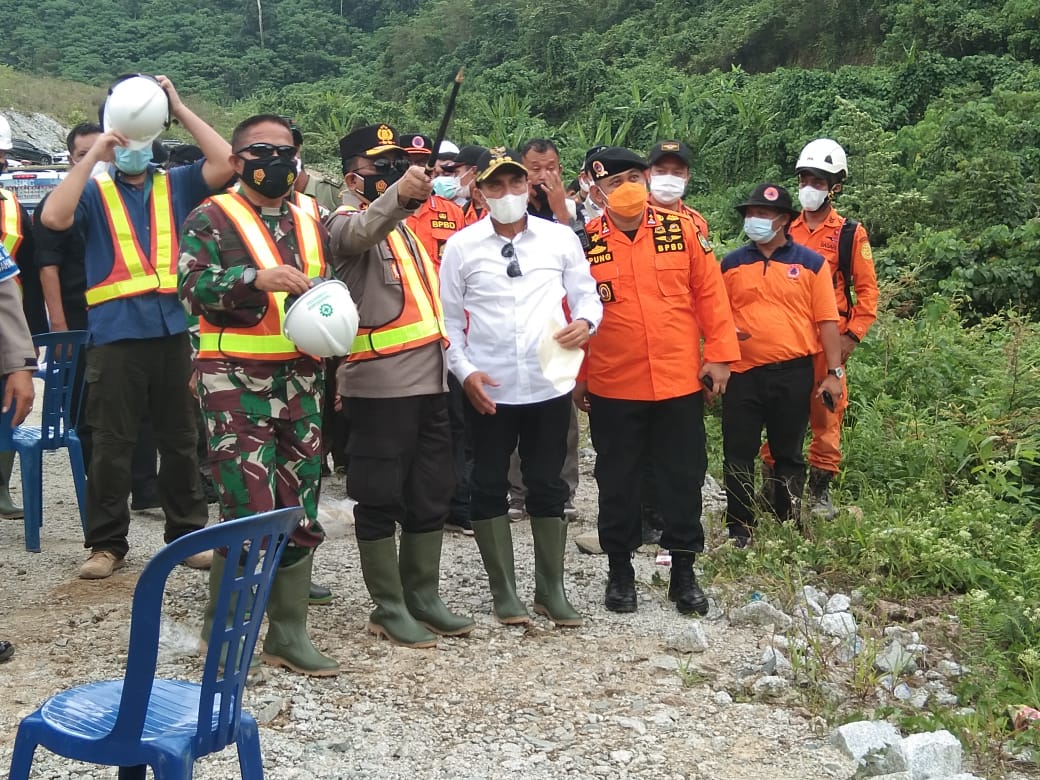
[{"x1": 0, "y1": 393, "x2": 997, "y2": 779}]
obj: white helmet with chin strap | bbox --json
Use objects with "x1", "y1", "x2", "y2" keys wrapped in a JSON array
[
  {"x1": 103, "y1": 74, "x2": 171, "y2": 150},
  {"x1": 795, "y1": 138, "x2": 848, "y2": 181},
  {"x1": 282, "y1": 279, "x2": 360, "y2": 358},
  {"x1": 0, "y1": 115, "x2": 12, "y2": 151}
]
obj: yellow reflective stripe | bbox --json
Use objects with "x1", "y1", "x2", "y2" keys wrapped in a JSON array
[
  {"x1": 386, "y1": 231, "x2": 436, "y2": 322},
  {"x1": 1, "y1": 190, "x2": 24, "y2": 256},
  {"x1": 350, "y1": 317, "x2": 443, "y2": 355},
  {"x1": 197, "y1": 332, "x2": 301, "y2": 357},
  {"x1": 285, "y1": 202, "x2": 326, "y2": 278},
  {"x1": 294, "y1": 192, "x2": 320, "y2": 221},
  {"x1": 151, "y1": 173, "x2": 177, "y2": 292}
]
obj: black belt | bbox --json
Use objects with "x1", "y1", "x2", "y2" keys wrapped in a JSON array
[{"x1": 761, "y1": 355, "x2": 813, "y2": 371}]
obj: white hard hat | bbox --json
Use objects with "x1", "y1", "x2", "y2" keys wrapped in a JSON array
[
  {"x1": 437, "y1": 140, "x2": 460, "y2": 157},
  {"x1": 0, "y1": 115, "x2": 12, "y2": 151},
  {"x1": 283, "y1": 279, "x2": 360, "y2": 358},
  {"x1": 795, "y1": 138, "x2": 848, "y2": 180},
  {"x1": 103, "y1": 75, "x2": 170, "y2": 150}
]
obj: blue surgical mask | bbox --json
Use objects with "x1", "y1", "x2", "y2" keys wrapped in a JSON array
[
  {"x1": 432, "y1": 175, "x2": 460, "y2": 200},
  {"x1": 114, "y1": 146, "x2": 153, "y2": 175},
  {"x1": 744, "y1": 216, "x2": 778, "y2": 243}
]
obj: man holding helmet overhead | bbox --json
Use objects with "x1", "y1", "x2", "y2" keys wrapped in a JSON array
[
  {"x1": 327, "y1": 123, "x2": 474, "y2": 650},
  {"x1": 41, "y1": 74, "x2": 235, "y2": 580},
  {"x1": 179, "y1": 114, "x2": 350, "y2": 677}
]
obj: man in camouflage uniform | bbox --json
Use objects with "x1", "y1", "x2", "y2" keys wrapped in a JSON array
[{"x1": 178, "y1": 114, "x2": 338, "y2": 677}]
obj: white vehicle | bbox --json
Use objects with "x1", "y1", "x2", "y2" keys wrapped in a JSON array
[{"x1": 0, "y1": 167, "x2": 68, "y2": 216}]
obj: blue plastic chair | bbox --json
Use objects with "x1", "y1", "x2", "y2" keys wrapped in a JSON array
[
  {"x1": 0, "y1": 330, "x2": 88, "y2": 551},
  {"x1": 8, "y1": 507, "x2": 303, "y2": 780}
]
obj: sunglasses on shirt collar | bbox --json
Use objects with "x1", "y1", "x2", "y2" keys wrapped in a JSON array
[
  {"x1": 234, "y1": 143, "x2": 297, "y2": 161},
  {"x1": 501, "y1": 243, "x2": 522, "y2": 277}
]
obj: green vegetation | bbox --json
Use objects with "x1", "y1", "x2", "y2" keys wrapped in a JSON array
[{"x1": 3, "y1": 0, "x2": 1040, "y2": 761}]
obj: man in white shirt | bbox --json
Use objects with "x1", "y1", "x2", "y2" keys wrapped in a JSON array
[{"x1": 440, "y1": 147, "x2": 602, "y2": 628}]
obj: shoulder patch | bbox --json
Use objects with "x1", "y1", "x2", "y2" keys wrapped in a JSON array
[{"x1": 860, "y1": 243, "x2": 873, "y2": 260}]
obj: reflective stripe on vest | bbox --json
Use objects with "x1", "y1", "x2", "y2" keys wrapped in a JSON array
[
  {"x1": 197, "y1": 191, "x2": 326, "y2": 360},
  {"x1": 0, "y1": 189, "x2": 24, "y2": 259},
  {"x1": 294, "y1": 191, "x2": 320, "y2": 221},
  {"x1": 85, "y1": 171, "x2": 177, "y2": 306},
  {"x1": 348, "y1": 225, "x2": 449, "y2": 361}
]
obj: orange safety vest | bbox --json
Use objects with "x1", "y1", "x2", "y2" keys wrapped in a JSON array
[
  {"x1": 86, "y1": 171, "x2": 177, "y2": 307},
  {"x1": 197, "y1": 191, "x2": 327, "y2": 361},
  {"x1": 293, "y1": 191, "x2": 320, "y2": 221},
  {"x1": 0, "y1": 190, "x2": 23, "y2": 288},
  {"x1": 339, "y1": 205, "x2": 448, "y2": 361}
]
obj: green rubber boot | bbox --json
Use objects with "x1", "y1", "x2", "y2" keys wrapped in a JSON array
[
  {"x1": 357, "y1": 536, "x2": 438, "y2": 648},
  {"x1": 399, "y1": 530, "x2": 475, "y2": 636},
  {"x1": 0, "y1": 451, "x2": 23, "y2": 520},
  {"x1": 261, "y1": 552, "x2": 340, "y2": 677},
  {"x1": 471, "y1": 515, "x2": 531, "y2": 625},
  {"x1": 199, "y1": 551, "x2": 261, "y2": 675},
  {"x1": 530, "y1": 516, "x2": 583, "y2": 627}
]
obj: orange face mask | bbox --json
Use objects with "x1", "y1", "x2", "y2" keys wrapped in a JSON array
[{"x1": 606, "y1": 181, "x2": 647, "y2": 219}]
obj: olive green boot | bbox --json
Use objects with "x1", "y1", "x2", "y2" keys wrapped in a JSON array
[
  {"x1": 399, "y1": 530, "x2": 475, "y2": 636},
  {"x1": 357, "y1": 536, "x2": 438, "y2": 648},
  {"x1": 530, "y1": 516, "x2": 583, "y2": 627},
  {"x1": 0, "y1": 451, "x2": 23, "y2": 520},
  {"x1": 471, "y1": 515, "x2": 531, "y2": 625},
  {"x1": 198, "y1": 552, "x2": 261, "y2": 674},
  {"x1": 261, "y1": 553, "x2": 340, "y2": 676}
]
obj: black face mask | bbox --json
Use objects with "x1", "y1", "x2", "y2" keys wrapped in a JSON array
[
  {"x1": 240, "y1": 156, "x2": 297, "y2": 199},
  {"x1": 354, "y1": 157, "x2": 409, "y2": 202}
]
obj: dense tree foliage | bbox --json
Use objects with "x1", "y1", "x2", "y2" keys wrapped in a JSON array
[{"x1": 3, "y1": 0, "x2": 1038, "y2": 314}]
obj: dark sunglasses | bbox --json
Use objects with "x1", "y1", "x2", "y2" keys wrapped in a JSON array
[
  {"x1": 371, "y1": 157, "x2": 412, "y2": 175},
  {"x1": 502, "y1": 243, "x2": 522, "y2": 277},
  {"x1": 235, "y1": 143, "x2": 297, "y2": 161}
]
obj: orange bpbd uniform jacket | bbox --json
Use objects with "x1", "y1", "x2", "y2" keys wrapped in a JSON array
[
  {"x1": 405, "y1": 194, "x2": 466, "y2": 269},
  {"x1": 789, "y1": 209, "x2": 877, "y2": 342},
  {"x1": 720, "y1": 239, "x2": 839, "y2": 373},
  {"x1": 582, "y1": 206, "x2": 740, "y2": 401}
]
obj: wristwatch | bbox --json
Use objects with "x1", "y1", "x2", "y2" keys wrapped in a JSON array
[
  {"x1": 241, "y1": 266, "x2": 258, "y2": 290},
  {"x1": 579, "y1": 317, "x2": 597, "y2": 336},
  {"x1": 827, "y1": 367, "x2": 845, "y2": 379}
]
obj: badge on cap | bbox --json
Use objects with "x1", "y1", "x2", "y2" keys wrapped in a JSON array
[
  {"x1": 411, "y1": 135, "x2": 425, "y2": 148},
  {"x1": 764, "y1": 186, "x2": 779, "y2": 201},
  {"x1": 376, "y1": 125, "x2": 394, "y2": 144},
  {"x1": 490, "y1": 146, "x2": 508, "y2": 160},
  {"x1": 661, "y1": 142, "x2": 679, "y2": 151},
  {"x1": 592, "y1": 160, "x2": 606, "y2": 177}
]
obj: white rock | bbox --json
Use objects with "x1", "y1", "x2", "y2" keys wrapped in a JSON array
[
  {"x1": 825, "y1": 593, "x2": 851, "y2": 614},
  {"x1": 818, "y1": 611, "x2": 857, "y2": 638},
  {"x1": 614, "y1": 716, "x2": 647, "y2": 735},
  {"x1": 665, "y1": 623, "x2": 709, "y2": 653},
  {"x1": 729, "y1": 601, "x2": 793, "y2": 630},
  {"x1": 893, "y1": 683, "x2": 914, "y2": 701},
  {"x1": 713, "y1": 690, "x2": 733, "y2": 705},
  {"x1": 876, "y1": 640, "x2": 918, "y2": 675},
  {"x1": 610, "y1": 750, "x2": 633, "y2": 764},
  {"x1": 760, "y1": 647, "x2": 794, "y2": 679},
  {"x1": 868, "y1": 774, "x2": 912, "y2": 780},
  {"x1": 901, "y1": 730, "x2": 962, "y2": 779},
  {"x1": 830, "y1": 720, "x2": 907, "y2": 776},
  {"x1": 651, "y1": 655, "x2": 679, "y2": 671},
  {"x1": 941, "y1": 775, "x2": 983, "y2": 780},
  {"x1": 937, "y1": 660, "x2": 963, "y2": 677},
  {"x1": 751, "y1": 675, "x2": 789, "y2": 698}
]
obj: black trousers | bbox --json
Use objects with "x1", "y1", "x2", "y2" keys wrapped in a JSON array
[
  {"x1": 465, "y1": 393, "x2": 571, "y2": 521},
  {"x1": 722, "y1": 357, "x2": 814, "y2": 537},
  {"x1": 346, "y1": 394, "x2": 455, "y2": 541},
  {"x1": 447, "y1": 373, "x2": 473, "y2": 524},
  {"x1": 588, "y1": 392, "x2": 707, "y2": 555},
  {"x1": 83, "y1": 334, "x2": 208, "y2": 557}
]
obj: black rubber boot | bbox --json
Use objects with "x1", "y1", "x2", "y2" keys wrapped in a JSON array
[
  {"x1": 357, "y1": 536, "x2": 438, "y2": 647},
  {"x1": 668, "y1": 552, "x2": 709, "y2": 616},
  {"x1": 530, "y1": 516, "x2": 582, "y2": 627},
  {"x1": 262, "y1": 553, "x2": 340, "y2": 676},
  {"x1": 399, "y1": 530, "x2": 475, "y2": 636},
  {"x1": 604, "y1": 554, "x2": 637, "y2": 613},
  {"x1": 808, "y1": 467, "x2": 838, "y2": 520},
  {"x1": 471, "y1": 515, "x2": 531, "y2": 625}
]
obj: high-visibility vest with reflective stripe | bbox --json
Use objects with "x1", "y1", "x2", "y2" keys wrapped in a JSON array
[
  {"x1": 0, "y1": 189, "x2": 24, "y2": 260},
  {"x1": 197, "y1": 191, "x2": 327, "y2": 361},
  {"x1": 85, "y1": 171, "x2": 177, "y2": 307},
  {"x1": 293, "y1": 191, "x2": 320, "y2": 221},
  {"x1": 342, "y1": 206, "x2": 448, "y2": 361}
]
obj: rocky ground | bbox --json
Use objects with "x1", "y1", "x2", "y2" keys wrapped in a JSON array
[{"x1": 0, "y1": 397, "x2": 1031, "y2": 779}]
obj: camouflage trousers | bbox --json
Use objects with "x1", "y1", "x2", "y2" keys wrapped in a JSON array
[{"x1": 201, "y1": 404, "x2": 325, "y2": 551}]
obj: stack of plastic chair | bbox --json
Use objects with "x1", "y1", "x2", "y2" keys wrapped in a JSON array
[
  {"x1": 0, "y1": 330, "x2": 88, "y2": 551},
  {"x1": 8, "y1": 507, "x2": 303, "y2": 780}
]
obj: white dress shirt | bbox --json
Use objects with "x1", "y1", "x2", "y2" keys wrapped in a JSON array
[{"x1": 440, "y1": 215, "x2": 603, "y2": 405}]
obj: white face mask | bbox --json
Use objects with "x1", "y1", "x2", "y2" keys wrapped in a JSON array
[
  {"x1": 578, "y1": 177, "x2": 591, "y2": 195},
  {"x1": 649, "y1": 174, "x2": 687, "y2": 203},
  {"x1": 485, "y1": 192, "x2": 529, "y2": 224},
  {"x1": 798, "y1": 185, "x2": 829, "y2": 212}
]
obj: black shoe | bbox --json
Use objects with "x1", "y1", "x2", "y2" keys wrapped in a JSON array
[
  {"x1": 669, "y1": 553, "x2": 709, "y2": 616},
  {"x1": 0, "y1": 640, "x2": 13, "y2": 663},
  {"x1": 604, "y1": 558, "x2": 637, "y2": 613},
  {"x1": 130, "y1": 492, "x2": 162, "y2": 511},
  {"x1": 309, "y1": 581, "x2": 333, "y2": 606}
]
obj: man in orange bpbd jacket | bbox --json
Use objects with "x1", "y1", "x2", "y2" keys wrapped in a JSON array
[
  {"x1": 573, "y1": 147, "x2": 739, "y2": 617},
  {"x1": 759, "y1": 139, "x2": 878, "y2": 519},
  {"x1": 402, "y1": 132, "x2": 467, "y2": 268}
]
